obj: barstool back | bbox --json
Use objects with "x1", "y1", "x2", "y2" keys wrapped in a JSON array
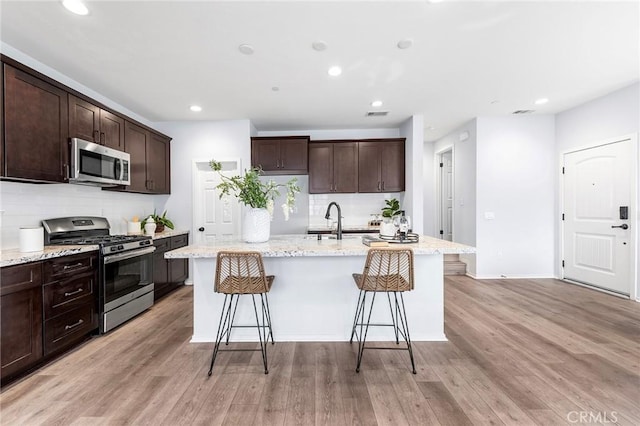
[
  {"x1": 358, "y1": 248, "x2": 414, "y2": 292},
  {"x1": 215, "y1": 251, "x2": 273, "y2": 294}
]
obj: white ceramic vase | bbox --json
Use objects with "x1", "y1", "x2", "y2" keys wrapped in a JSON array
[
  {"x1": 144, "y1": 216, "x2": 156, "y2": 236},
  {"x1": 243, "y1": 208, "x2": 271, "y2": 243},
  {"x1": 379, "y1": 219, "x2": 398, "y2": 238}
]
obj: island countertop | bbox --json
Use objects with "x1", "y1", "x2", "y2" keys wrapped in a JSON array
[{"x1": 164, "y1": 234, "x2": 475, "y2": 259}]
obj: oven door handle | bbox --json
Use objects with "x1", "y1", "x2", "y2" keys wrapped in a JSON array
[{"x1": 103, "y1": 246, "x2": 156, "y2": 264}]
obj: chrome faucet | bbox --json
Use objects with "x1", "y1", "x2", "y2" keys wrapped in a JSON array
[{"x1": 324, "y1": 202, "x2": 343, "y2": 240}]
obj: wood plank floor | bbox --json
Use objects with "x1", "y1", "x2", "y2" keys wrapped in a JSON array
[{"x1": 1, "y1": 276, "x2": 638, "y2": 425}]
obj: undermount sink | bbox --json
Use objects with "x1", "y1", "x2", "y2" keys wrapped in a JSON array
[{"x1": 303, "y1": 234, "x2": 362, "y2": 240}]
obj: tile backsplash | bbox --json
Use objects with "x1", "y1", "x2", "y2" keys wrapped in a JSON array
[
  {"x1": 0, "y1": 182, "x2": 155, "y2": 249},
  {"x1": 309, "y1": 192, "x2": 404, "y2": 227}
]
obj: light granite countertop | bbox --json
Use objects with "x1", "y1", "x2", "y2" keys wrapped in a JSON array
[
  {"x1": 0, "y1": 230, "x2": 189, "y2": 268},
  {"x1": 0, "y1": 245, "x2": 99, "y2": 268},
  {"x1": 164, "y1": 234, "x2": 475, "y2": 259},
  {"x1": 150, "y1": 229, "x2": 189, "y2": 240}
]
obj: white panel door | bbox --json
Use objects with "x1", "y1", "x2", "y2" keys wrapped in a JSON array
[
  {"x1": 193, "y1": 160, "x2": 241, "y2": 244},
  {"x1": 563, "y1": 138, "x2": 636, "y2": 295},
  {"x1": 439, "y1": 150, "x2": 453, "y2": 241}
]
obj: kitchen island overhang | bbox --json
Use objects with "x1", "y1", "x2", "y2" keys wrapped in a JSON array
[{"x1": 165, "y1": 235, "x2": 475, "y2": 343}]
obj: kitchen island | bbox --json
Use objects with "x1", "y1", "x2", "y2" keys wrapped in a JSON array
[{"x1": 165, "y1": 234, "x2": 474, "y2": 342}]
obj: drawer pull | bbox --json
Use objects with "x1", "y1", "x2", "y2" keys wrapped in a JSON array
[
  {"x1": 65, "y1": 319, "x2": 84, "y2": 331},
  {"x1": 63, "y1": 262, "x2": 84, "y2": 271},
  {"x1": 64, "y1": 288, "x2": 84, "y2": 297}
]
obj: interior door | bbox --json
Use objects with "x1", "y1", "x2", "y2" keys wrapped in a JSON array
[
  {"x1": 193, "y1": 160, "x2": 241, "y2": 244},
  {"x1": 440, "y1": 150, "x2": 453, "y2": 241},
  {"x1": 563, "y1": 137, "x2": 636, "y2": 295}
]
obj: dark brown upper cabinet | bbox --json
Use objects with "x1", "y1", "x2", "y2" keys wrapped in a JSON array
[
  {"x1": 120, "y1": 121, "x2": 170, "y2": 194},
  {"x1": 69, "y1": 95, "x2": 125, "y2": 151},
  {"x1": 308, "y1": 141, "x2": 358, "y2": 194},
  {"x1": 3, "y1": 64, "x2": 69, "y2": 182},
  {"x1": 251, "y1": 136, "x2": 309, "y2": 175},
  {"x1": 358, "y1": 139, "x2": 405, "y2": 193},
  {"x1": 146, "y1": 132, "x2": 170, "y2": 194}
]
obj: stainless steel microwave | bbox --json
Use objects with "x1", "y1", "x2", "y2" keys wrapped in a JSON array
[{"x1": 69, "y1": 138, "x2": 130, "y2": 186}]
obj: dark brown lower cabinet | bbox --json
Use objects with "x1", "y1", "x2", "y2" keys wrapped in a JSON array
[
  {"x1": 1, "y1": 253, "x2": 99, "y2": 385},
  {"x1": 153, "y1": 234, "x2": 189, "y2": 301},
  {"x1": 0, "y1": 263, "x2": 43, "y2": 381},
  {"x1": 42, "y1": 253, "x2": 99, "y2": 356}
]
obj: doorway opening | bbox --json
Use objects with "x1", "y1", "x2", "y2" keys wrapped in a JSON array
[{"x1": 437, "y1": 148, "x2": 453, "y2": 241}]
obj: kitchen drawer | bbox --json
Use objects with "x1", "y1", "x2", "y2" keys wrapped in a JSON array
[
  {"x1": 153, "y1": 237, "x2": 170, "y2": 252},
  {"x1": 43, "y1": 270, "x2": 96, "y2": 318},
  {"x1": 170, "y1": 234, "x2": 188, "y2": 249},
  {"x1": 44, "y1": 252, "x2": 97, "y2": 281},
  {"x1": 44, "y1": 303, "x2": 97, "y2": 355},
  {"x1": 0, "y1": 262, "x2": 42, "y2": 295}
]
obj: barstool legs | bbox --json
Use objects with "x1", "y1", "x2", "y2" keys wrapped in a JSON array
[
  {"x1": 351, "y1": 290, "x2": 416, "y2": 375},
  {"x1": 207, "y1": 293, "x2": 274, "y2": 377}
]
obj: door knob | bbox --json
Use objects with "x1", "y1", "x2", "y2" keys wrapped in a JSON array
[
  {"x1": 611, "y1": 224, "x2": 629, "y2": 230},
  {"x1": 198, "y1": 227, "x2": 205, "y2": 232}
]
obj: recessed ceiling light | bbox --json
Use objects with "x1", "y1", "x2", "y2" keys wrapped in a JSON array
[
  {"x1": 397, "y1": 38, "x2": 413, "y2": 49},
  {"x1": 535, "y1": 98, "x2": 549, "y2": 105},
  {"x1": 328, "y1": 66, "x2": 342, "y2": 77},
  {"x1": 371, "y1": 100, "x2": 383, "y2": 108},
  {"x1": 62, "y1": 0, "x2": 89, "y2": 16},
  {"x1": 238, "y1": 44, "x2": 254, "y2": 55},
  {"x1": 189, "y1": 105, "x2": 202, "y2": 112},
  {"x1": 312, "y1": 41, "x2": 328, "y2": 52}
]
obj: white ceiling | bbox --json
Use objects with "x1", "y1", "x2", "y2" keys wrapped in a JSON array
[{"x1": 1, "y1": 1, "x2": 638, "y2": 141}]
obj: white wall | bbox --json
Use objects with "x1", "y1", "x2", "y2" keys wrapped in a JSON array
[
  {"x1": 153, "y1": 120, "x2": 252, "y2": 236},
  {"x1": 0, "y1": 182, "x2": 154, "y2": 248},
  {"x1": 422, "y1": 141, "x2": 435, "y2": 237},
  {"x1": 257, "y1": 129, "x2": 400, "y2": 139},
  {"x1": 555, "y1": 82, "x2": 639, "y2": 296},
  {"x1": 400, "y1": 115, "x2": 424, "y2": 234},
  {"x1": 476, "y1": 115, "x2": 556, "y2": 278}
]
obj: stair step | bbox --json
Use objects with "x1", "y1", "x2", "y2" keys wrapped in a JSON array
[{"x1": 444, "y1": 253, "x2": 466, "y2": 276}]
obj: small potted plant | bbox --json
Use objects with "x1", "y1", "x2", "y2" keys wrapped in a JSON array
[
  {"x1": 141, "y1": 210, "x2": 175, "y2": 234},
  {"x1": 380, "y1": 198, "x2": 401, "y2": 237},
  {"x1": 210, "y1": 160, "x2": 300, "y2": 242}
]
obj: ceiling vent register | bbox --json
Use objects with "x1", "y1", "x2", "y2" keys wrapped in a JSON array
[
  {"x1": 512, "y1": 109, "x2": 535, "y2": 114},
  {"x1": 366, "y1": 111, "x2": 389, "y2": 117}
]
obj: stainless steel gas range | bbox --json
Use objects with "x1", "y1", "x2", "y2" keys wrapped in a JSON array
[{"x1": 42, "y1": 217, "x2": 155, "y2": 333}]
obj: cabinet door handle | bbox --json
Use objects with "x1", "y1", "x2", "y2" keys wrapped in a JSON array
[
  {"x1": 93, "y1": 130, "x2": 99, "y2": 142},
  {"x1": 65, "y1": 319, "x2": 84, "y2": 331},
  {"x1": 100, "y1": 132, "x2": 105, "y2": 144},
  {"x1": 64, "y1": 288, "x2": 84, "y2": 297},
  {"x1": 382, "y1": 181, "x2": 385, "y2": 191},
  {"x1": 378, "y1": 182, "x2": 381, "y2": 191},
  {"x1": 63, "y1": 262, "x2": 84, "y2": 271}
]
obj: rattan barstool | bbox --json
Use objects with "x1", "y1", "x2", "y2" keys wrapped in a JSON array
[
  {"x1": 349, "y1": 248, "x2": 416, "y2": 374},
  {"x1": 207, "y1": 251, "x2": 275, "y2": 376}
]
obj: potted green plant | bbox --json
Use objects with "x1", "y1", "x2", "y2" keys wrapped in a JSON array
[
  {"x1": 380, "y1": 198, "x2": 401, "y2": 237},
  {"x1": 141, "y1": 210, "x2": 175, "y2": 234},
  {"x1": 209, "y1": 160, "x2": 300, "y2": 242}
]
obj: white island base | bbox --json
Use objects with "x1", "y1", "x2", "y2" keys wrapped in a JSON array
[
  {"x1": 167, "y1": 235, "x2": 475, "y2": 343},
  {"x1": 191, "y1": 254, "x2": 445, "y2": 342}
]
